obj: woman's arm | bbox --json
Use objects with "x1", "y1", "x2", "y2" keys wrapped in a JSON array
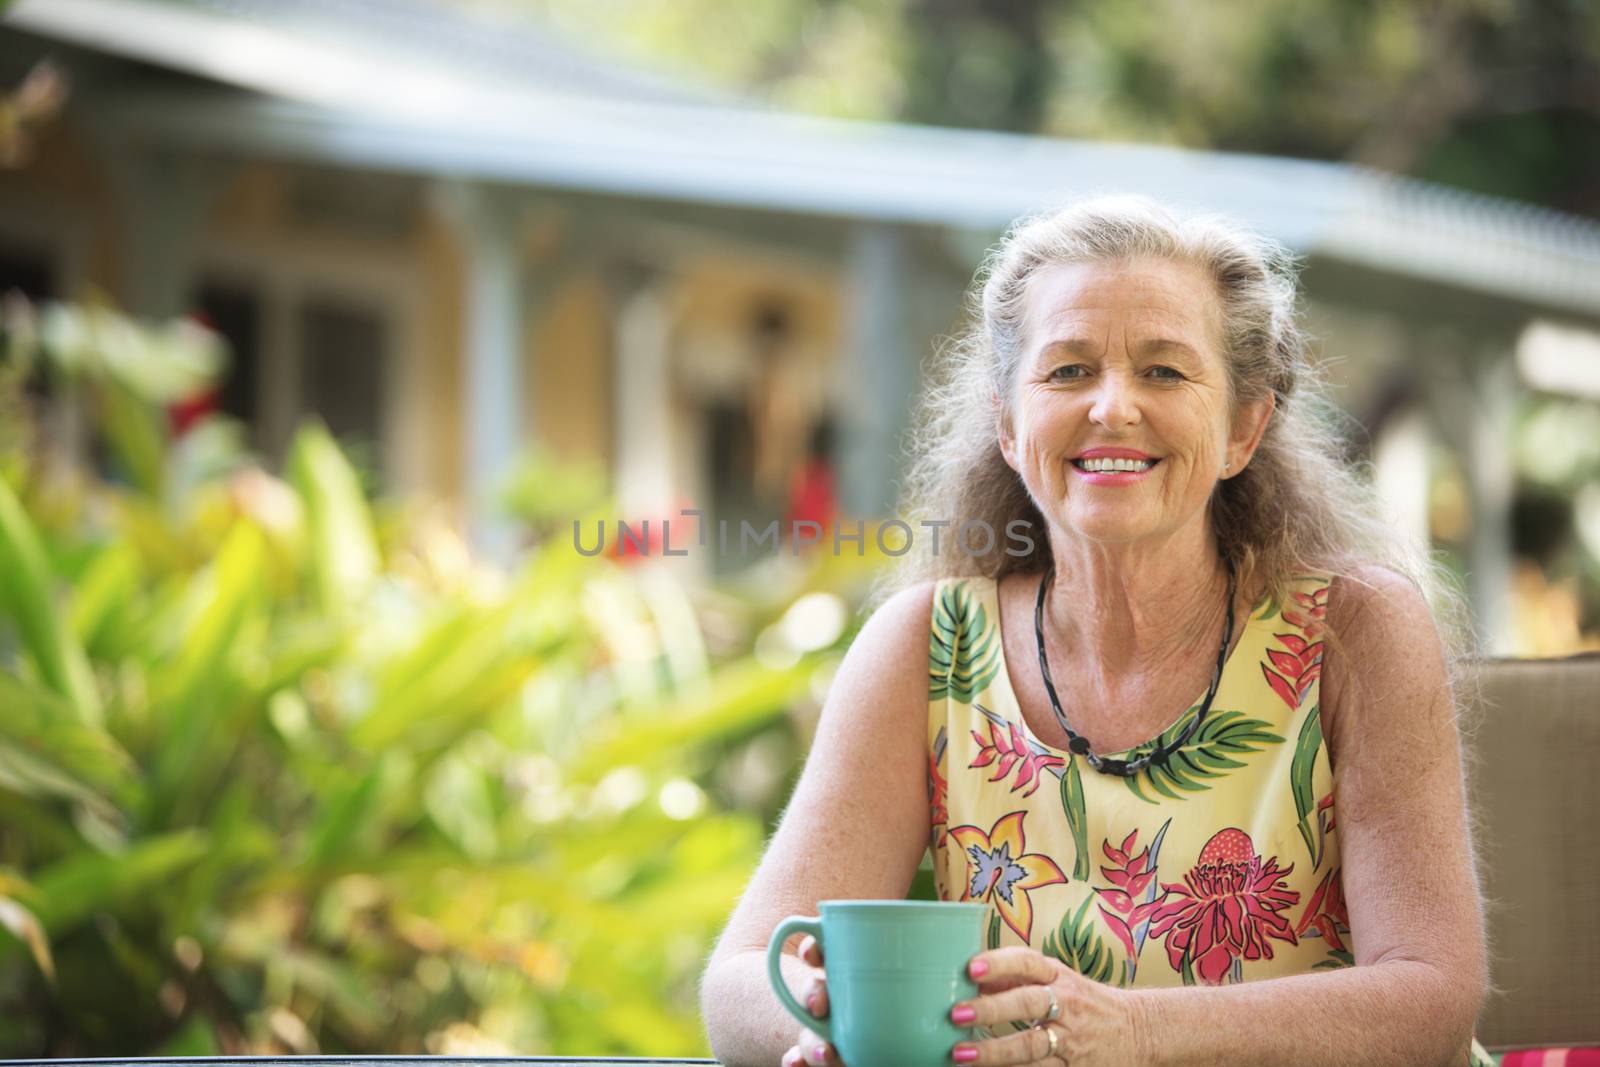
[
  {"x1": 1128, "y1": 564, "x2": 1487, "y2": 1066},
  {"x1": 700, "y1": 581, "x2": 937, "y2": 1067}
]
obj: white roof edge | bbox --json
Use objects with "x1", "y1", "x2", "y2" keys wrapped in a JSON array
[
  {"x1": 12, "y1": 0, "x2": 1599, "y2": 316},
  {"x1": 96, "y1": 93, "x2": 1600, "y2": 317},
  {"x1": 3, "y1": 0, "x2": 751, "y2": 119}
]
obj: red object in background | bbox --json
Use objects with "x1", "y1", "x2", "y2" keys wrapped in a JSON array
[
  {"x1": 613, "y1": 518, "x2": 665, "y2": 563},
  {"x1": 167, "y1": 387, "x2": 218, "y2": 437},
  {"x1": 168, "y1": 307, "x2": 221, "y2": 437},
  {"x1": 784, "y1": 457, "x2": 836, "y2": 535},
  {"x1": 613, "y1": 495, "x2": 700, "y2": 564}
]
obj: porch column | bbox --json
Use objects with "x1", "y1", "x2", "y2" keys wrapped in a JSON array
[
  {"x1": 839, "y1": 222, "x2": 915, "y2": 518},
  {"x1": 1463, "y1": 353, "x2": 1519, "y2": 654},
  {"x1": 607, "y1": 261, "x2": 677, "y2": 518},
  {"x1": 1372, "y1": 405, "x2": 1432, "y2": 556},
  {"x1": 437, "y1": 181, "x2": 527, "y2": 563},
  {"x1": 108, "y1": 147, "x2": 224, "y2": 320}
]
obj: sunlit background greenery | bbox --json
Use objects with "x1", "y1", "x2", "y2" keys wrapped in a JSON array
[
  {"x1": 0, "y1": 300, "x2": 885, "y2": 1054},
  {"x1": 524, "y1": 0, "x2": 1600, "y2": 217}
]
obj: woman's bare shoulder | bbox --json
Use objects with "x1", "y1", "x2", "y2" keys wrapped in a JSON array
[
  {"x1": 848, "y1": 579, "x2": 940, "y2": 679},
  {"x1": 1322, "y1": 563, "x2": 1449, "y2": 756},
  {"x1": 1325, "y1": 563, "x2": 1439, "y2": 656}
]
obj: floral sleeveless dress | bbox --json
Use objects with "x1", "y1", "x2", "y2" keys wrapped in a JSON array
[{"x1": 924, "y1": 573, "x2": 1494, "y2": 1066}]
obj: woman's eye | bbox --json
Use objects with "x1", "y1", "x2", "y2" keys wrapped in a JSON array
[
  {"x1": 1050, "y1": 364, "x2": 1088, "y2": 380},
  {"x1": 1148, "y1": 365, "x2": 1184, "y2": 380}
]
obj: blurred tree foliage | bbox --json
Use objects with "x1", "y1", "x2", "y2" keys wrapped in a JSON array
[
  {"x1": 525, "y1": 0, "x2": 1600, "y2": 217},
  {"x1": 0, "y1": 298, "x2": 868, "y2": 1055}
]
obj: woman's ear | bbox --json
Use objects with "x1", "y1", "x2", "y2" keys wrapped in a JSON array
[
  {"x1": 1224, "y1": 392, "x2": 1275, "y2": 475},
  {"x1": 992, "y1": 391, "x2": 1019, "y2": 472}
]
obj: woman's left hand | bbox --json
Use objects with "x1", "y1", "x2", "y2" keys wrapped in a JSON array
[{"x1": 948, "y1": 947, "x2": 1134, "y2": 1067}]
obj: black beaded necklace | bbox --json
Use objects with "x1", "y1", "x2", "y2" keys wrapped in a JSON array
[{"x1": 1033, "y1": 559, "x2": 1237, "y2": 778}]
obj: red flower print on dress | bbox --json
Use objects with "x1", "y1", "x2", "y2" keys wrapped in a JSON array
[
  {"x1": 1282, "y1": 585, "x2": 1328, "y2": 636},
  {"x1": 929, "y1": 750, "x2": 949, "y2": 845},
  {"x1": 1261, "y1": 631, "x2": 1323, "y2": 710},
  {"x1": 1147, "y1": 828, "x2": 1300, "y2": 984},
  {"x1": 1093, "y1": 828, "x2": 1167, "y2": 964},
  {"x1": 948, "y1": 811, "x2": 1068, "y2": 944},
  {"x1": 970, "y1": 716, "x2": 1064, "y2": 797},
  {"x1": 1280, "y1": 585, "x2": 1331, "y2": 633},
  {"x1": 1295, "y1": 866, "x2": 1350, "y2": 952}
]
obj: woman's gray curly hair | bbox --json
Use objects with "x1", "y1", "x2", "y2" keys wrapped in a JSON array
[{"x1": 873, "y1": 193, "x2": 1476, "y2": 675}]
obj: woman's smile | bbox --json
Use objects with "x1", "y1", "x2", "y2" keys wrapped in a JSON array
[{"x1": 1070, "y1": 447, "x2": 1162, "y2": 484}]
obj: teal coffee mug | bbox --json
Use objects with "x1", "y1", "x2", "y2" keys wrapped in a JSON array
[{"x1": 766, "y1": 900, "x2": 988, "y2": 1067}]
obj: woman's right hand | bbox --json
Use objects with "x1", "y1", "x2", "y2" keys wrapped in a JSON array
[{"x1": 781, "y1": 934, "x2": 843, "y2": 1067}]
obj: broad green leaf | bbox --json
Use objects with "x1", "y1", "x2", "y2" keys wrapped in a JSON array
[
  {"x1": 288, "y1": 422, "x2": 379, "y2": 614},
  {"x1": 0, "y1": 477, "x2": 101, "y2": 725},
  {"x1": 0, "y1": 892, "x2": 55, "y2": 984},
  {"x1": 0, "y1": 672, "x2": 136, "y2": 801},
  {"x1": 424, "y1": 755, "x2": 498, "y2": 860},
  {"x1": 27, "y1": 830, "x2": 209, "y2": 935},
  {"x1": 0, "y1": 737, "x2": 119, "y2": 824},
  {"x1": 146, "y1": 523, "x2": 266, "y2": 823},
  {"x1": 569, "y1": 657, "x2": 813, "y2": 782},
  {"x1": 93, "y1": 376, "x2": 165, "y2": 498},
  {"x1": 302, "y1": 762, "x2": 390, "y2": 869},
  {"x1": 69, "y1": 542, "x2": 141, "y2": 656}
]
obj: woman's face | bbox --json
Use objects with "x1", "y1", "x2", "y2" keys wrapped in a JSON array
[{"x1": 998, "y1": 255, "x2": 1270, "y2": 552}]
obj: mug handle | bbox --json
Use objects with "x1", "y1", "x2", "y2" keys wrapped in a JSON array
[{"x1": 766, "y1": 915, "x2": 831, "y2": 1044}]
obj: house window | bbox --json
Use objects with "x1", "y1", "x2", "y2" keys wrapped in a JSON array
[
  {"x1": 0, "y1": 242, "x2": 62, "y2": 449},
  {"x1": 195, "y1": 282, "x2": 262, "y2": 436},
  {"x1": 298, "y1": 294, "x2": 388, "y2": 482},
  {"x1": 0, "y1": 244, "x2": 53, "y2": 303},
  {"x1": 0, "y1": 241, "x2": 56, "y2": 398}
]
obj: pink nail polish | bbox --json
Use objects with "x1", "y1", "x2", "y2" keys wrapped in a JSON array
[
  {"x1": 806, "y1": 992, "x2": 820, "y2": 1016},
  {"x1": 951, "y1": 1004, "x2": 977, "y2": 1025},
  {"x1": 953, "y1": 1046, "x2": 979, "y2": 1064},
  {"x1": 968, "y1": 959, "x2": 989, "y2": 979}
]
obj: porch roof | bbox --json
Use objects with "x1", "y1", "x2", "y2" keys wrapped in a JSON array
[{"x1": 8, "y1": 0, "x2": 1600, "y2": 317}]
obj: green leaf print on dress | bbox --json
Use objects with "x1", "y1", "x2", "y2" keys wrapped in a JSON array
[
  {"x1": 928, "y1": 581, "x2": 1000, "y2": 703},
  {"x1": 1289, "y1": 706, "x2": 1335, "y2": 869},
  {"x1": 1059, "y1": 755, "x2": 1089, "y2": 879},
  {"x1": 1042, "y1": 895, "x2": 1122, "y2": 986},
  {"x1": 1121, "y1": 709, "x2": 1285, "y2": 804}
]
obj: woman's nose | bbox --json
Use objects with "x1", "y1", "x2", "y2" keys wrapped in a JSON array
[{"x1": 1088, "y1": 371, "x2": 1141, "y2": 428}]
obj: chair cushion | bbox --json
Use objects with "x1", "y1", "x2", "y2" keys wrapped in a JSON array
[
  {"x1": 1494, "y1": 1049, "x2": 1600, "y2": 1066},
  {"x1": 1465, "y1": 655, "x2": 1600, "y2": 1048}
]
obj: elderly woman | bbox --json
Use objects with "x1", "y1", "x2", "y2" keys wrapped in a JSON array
[{"x1": 700, "y1": 196, "x2": 1491, "y2": 1067}]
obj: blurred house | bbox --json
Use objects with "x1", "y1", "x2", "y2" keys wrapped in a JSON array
[{"x1": 3, "y1": 0, "x2": 1600, "y2": 648}]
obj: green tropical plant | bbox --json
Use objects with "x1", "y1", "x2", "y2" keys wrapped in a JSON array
[{"x1": 0, "y1": 299, "x2": 839, "y2": 1055}]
